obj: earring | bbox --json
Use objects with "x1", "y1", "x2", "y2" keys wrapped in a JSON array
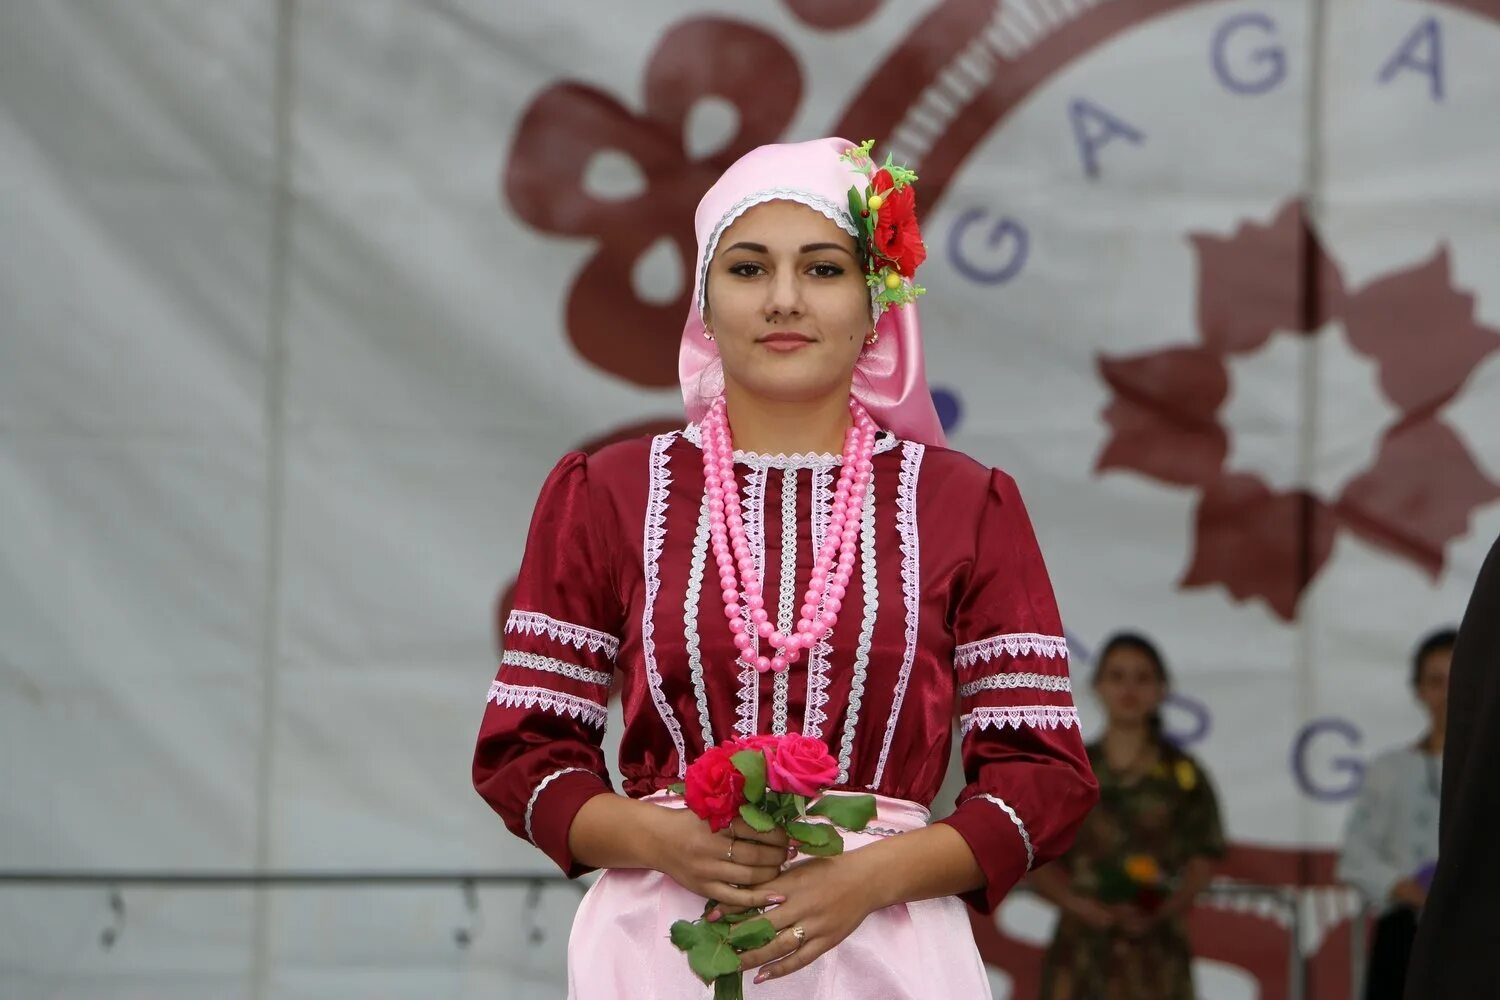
[
  {"x1": 704, "y1": 327, "x2": 715, "y2": 341},
  {"x1": 864, "y1": 329, "x2": 879, "y2": 346}
]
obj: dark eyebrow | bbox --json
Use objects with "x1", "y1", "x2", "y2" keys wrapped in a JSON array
[
  {"x1": 799, "y1": 242, "x2": 855, "y2": 258},
  {"x1": 723, "y1": 241, "x2": 855, "y2": 258}
]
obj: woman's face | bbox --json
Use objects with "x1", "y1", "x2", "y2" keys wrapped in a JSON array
[
  {"x1": 1093, "y1": 646, "x2": 1167, "y2": 729},
  {"x1": 703, "y1": 199, "x2": 871, "y2": 409},
  {"x1": 1415, "y1": 647, "x2": 1451, "y2": 729}
]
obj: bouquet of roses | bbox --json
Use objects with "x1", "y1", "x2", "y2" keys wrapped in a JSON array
[
  {"x1": 1096, "y1": 853, "x2": 1172, "y2": 914},
  {"x1": 667, "y1": 733, "x2": 877, "y2": 999}
]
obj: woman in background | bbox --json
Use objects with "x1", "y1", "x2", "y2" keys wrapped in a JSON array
[
  {"x1": 1339, "y1": 628, "x2": 1455, "y2": 1000},
  {"x1": 1031, "y1": 633, "x2": 1225, "y2": 1000}
]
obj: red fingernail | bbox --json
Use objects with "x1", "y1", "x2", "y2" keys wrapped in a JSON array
[
  {"x1": 767, "y1": 894, "x2": 786, "y2": 904},
  {"x1": 753, "y1": 972, "x2": 769, "y2": 984},
  {"x1": 706, "y1": 909, "x2": 721, "y2": 922}
]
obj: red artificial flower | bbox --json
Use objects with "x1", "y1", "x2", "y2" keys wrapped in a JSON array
[
  {"x1": 683, "y1": 745, "x2": 747, "y2": 832},
  {"x1": 871, "y1": 183, "x2": 927, "y2": 278},
  {"x1": 764, "y1": 734, "x2": 839, "y2": 798},
  {"x1": 868, "y1": 167, "x2": 895, "y2": 196}
]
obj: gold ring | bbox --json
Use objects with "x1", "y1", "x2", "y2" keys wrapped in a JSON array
[
  {"x1": 790, "y1": 925, "x2": 806, "y2": 947},
  {"x1": 726, "y1": 839, "x2": 735, "y2": 863}
]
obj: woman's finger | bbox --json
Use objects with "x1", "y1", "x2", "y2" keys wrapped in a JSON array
[
  {"x1": 717, "y1": 838, "x2": 787, "y2": 870},
  {"x1": 737, "y1": 922, "x2": 810, "y2": 978},
  {"x1": 703, "y1": 883, "x2": 786, "y2": 914},
  {"x1": 713, "y1": 861, "x2": 783, "y2": 888},
  {"x1": 729, "y1": 818, "x2": 790, "y2": 847}
]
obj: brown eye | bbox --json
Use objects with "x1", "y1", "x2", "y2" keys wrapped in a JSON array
[
  {"x1": 728, "y1": 262, "x2": 764, "y2": 277},
  {"x1": 809, "y1": 262, "x2": 844, "y2": 277}
]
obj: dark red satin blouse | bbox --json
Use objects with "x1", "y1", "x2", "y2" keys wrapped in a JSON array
[{"x1": 474, "y1": 428, "x2": 1098, "y2": 913}]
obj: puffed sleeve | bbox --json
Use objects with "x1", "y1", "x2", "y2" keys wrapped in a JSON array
[
  {"x1": 934, "y1": 470, "x2": 1100, "y2": 914},
  {"x1": 472, "y1": 452, "x2": 623, "y2": 878}
]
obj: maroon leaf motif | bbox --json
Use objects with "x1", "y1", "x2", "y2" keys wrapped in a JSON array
[
  {"x1": 1336, "y1": 419, "x2": 1500, "y2": 578},
  {"x1": 1096, "y1": 347, "x2": 1229, "y2": 489},
  {"x1": 1338, "y1": 245, "x2": 1500, "y2": 414},
  {"x1": 1191, "y1": 200, "x2": 1345, "y2": 355},
  {"x1": 1180, "y1": 474, "x2": 1337, "y2": 621}
]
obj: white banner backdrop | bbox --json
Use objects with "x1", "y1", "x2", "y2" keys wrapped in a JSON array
[{"x1": 2, "y1": 1, "x2": 1497, "y2": 997}]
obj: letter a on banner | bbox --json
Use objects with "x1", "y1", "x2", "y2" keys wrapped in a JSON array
[
  {"x1": 1378, "y1": 17, "x2": 1444, "y2": 102},
  {"x1": 1069, "y1": 99, "x2": 1146, "y2": 179}
]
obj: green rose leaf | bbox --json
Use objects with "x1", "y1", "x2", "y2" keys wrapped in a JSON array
[
  {"x1": 667, "y1": 782, "x2": 686, "y2": 795},
  {"x1": 807, "y1": 793, "x2": 877, "y2": 831},
  {"x1": 792, "y1": 794, "x2": 808, "y2": 817},
  {"x1": 726, "y1": 916, "x2": 778, "y2": 950},
  {"x1": 714, "y1": 972, "x2": 746, "y2": 1000},
  {"x1": 738, "y1": 803, "x2": 776, "y2": 833},
  {"x1": 670, "y1": 919, "x2": 716, "y2": 952},
  {"x1": 786, "y1": 819, "x2": 835, "y2": 846},
  {"x1": 688, "y1": 938, "x2": 743, "y2": 983},
  {"x1": 797, "y1": 833, "x2": 845, "y2": 857},
  {"x1": 730, "y1": 750, "x2": 767, "y2": 803}
]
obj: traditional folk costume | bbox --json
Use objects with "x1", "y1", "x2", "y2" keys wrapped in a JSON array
[{"x1": 474, "y1": 137, "x2": 1098, "y2": 997}]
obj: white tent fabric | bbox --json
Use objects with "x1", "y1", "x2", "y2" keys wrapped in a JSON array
[{"x1": 2, "y1": 2, "x2": 1497, "y2": 997}]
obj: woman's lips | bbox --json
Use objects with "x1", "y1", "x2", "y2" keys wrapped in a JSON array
[{"x1": 759, "y1": 332, "x2": 814, "y2": 352}]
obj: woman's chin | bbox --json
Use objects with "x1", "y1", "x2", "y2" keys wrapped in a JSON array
[{"x1": 737, "y1": 366, "x2": 850, "y2": 405}]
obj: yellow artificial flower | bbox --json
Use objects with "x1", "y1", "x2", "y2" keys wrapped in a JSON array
[
  {"x1": 1175, "y1": 759, "x2": 1198, "y2": 791},
  {"x1": 1123, "y1": 854, "x2": 1162, "y2": 884}
]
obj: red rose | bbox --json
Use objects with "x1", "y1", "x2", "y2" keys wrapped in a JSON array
[
  {"x1": 764, "y1": 734, "x2": 839, "y2": 797},
  {"x1": 871, "y1": 183, "x2": 927, "y2": 278},
  {"x1": 723, "y1": 734, "x2": 783, "y2": 787},
  {"x1": 724, "y1": 734, "x2": 782, "y2": 769},
  {"x1": 683, "y1": 745, "x2": 746, "y2": 832}
]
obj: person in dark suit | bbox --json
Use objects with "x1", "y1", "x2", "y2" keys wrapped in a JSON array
[{"x1": 1404, "y1": 532, "x2": 1500, "y2": 999}]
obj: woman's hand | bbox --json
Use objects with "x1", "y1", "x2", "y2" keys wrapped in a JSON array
[
  {"x1": 1108, "y1": 903, "x2": 1157, "y2": 937},
  {"x1": 1066, "y1": 895, "x2": 1117, "y2": 931},
  {"x1": 642, "y1": 808, "x2": 792, "y2": 914},
  {"x1": 731, "y1": 852, "x2": 884, "y2": 985},
  {"x1": 1391, "y1": 877, "x2": 1429, "y2": 910}
]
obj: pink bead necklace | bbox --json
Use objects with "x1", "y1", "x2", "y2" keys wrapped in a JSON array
[{"x1": 699, "y1": 399, "x2": 878, "y2": 674}]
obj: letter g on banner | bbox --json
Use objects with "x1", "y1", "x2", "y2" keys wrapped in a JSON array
[
  {"x1": 1293, "y1": 717, "x2": 1365, "y2": 801},
  {"x1": 949, "y1": 208, "x2": 1029, "y2": 285},
  {"x1": 1212, "y1": 12, "x2": 1286, "y2": 95}
]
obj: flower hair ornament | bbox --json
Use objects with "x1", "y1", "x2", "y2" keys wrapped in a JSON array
[{"x1": 839, "y1": 139, "x2": 928, "y2": 311}]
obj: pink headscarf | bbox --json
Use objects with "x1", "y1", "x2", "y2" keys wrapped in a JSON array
[{"x1": 678, "y1": 137, "x2": 947, "y2": 448}]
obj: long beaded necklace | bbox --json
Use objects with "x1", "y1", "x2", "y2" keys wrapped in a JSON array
[{"x1": 698, "y1": 398, "x2": 877, "y2": 674}]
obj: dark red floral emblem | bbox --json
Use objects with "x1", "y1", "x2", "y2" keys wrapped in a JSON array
[{"x1": 1098, "y1": 200, "x2": 1500, "y2": 620}]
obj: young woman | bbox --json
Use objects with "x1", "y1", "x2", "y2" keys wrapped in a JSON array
[
  {"x1": 473, "y1": 137, "x2": 1098, "y2": 997},
  {"x1": 1339, "y1": 628, "x2": 1455, "y2": 1000},
  {"x1": 1031, "y1": 633, "x2": 1225, "y2": 1000}
]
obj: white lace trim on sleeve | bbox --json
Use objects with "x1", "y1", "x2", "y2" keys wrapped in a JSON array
[
  {"x1": 504, "y1": 610, "x2": 620, "y2": 662},
  {"x1": 500, "y1": 650, "x2": 612, "y2": 688},
  {"x1": 487, "y1": 681, "x2": 607, "y2": 730},
  {"x1": 973, "y1": 793, "x2": 1035, "y2": 871},
  {"x1": 958, "y1": 671, "x2": 1072, "y2": 698},
  {"x1": 960, "y1": 705, "x2": 1080, "y2": 734},
  {"x1": 524, "y1": 766, "x2": 596, "y2": 845},
  {"x1": 954, "y1": 632, "x2": 1069, "y2": 669}
]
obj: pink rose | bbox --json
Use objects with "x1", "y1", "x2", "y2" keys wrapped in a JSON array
[
  {"x1": 764, "y1": 734, "x2": 839, "y2": 797},
  {"x1": 724, "y1": 733, "x2": 782, "y2": 768},
  {"x1": 683, "y1": 745, "x2": 746, "y2": 832}
]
